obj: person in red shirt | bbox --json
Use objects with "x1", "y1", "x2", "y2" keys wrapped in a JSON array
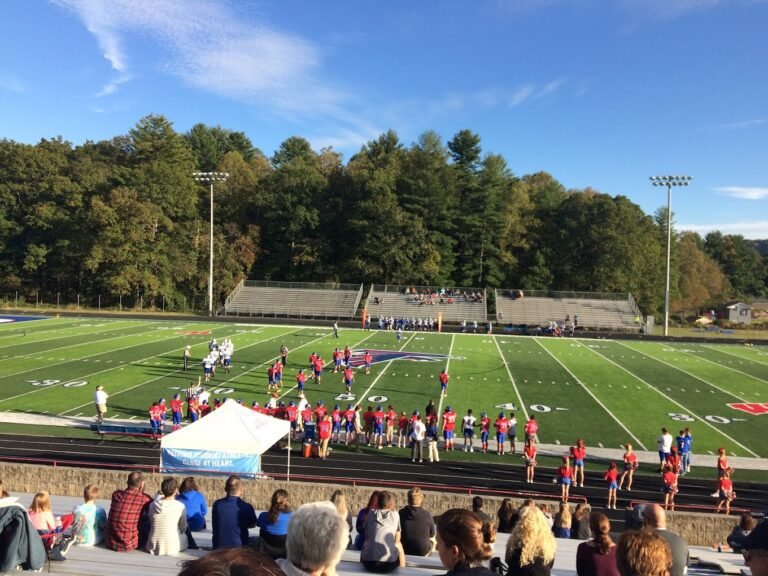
[
  {"x1": 267, "y1": 365, "x2": 276, "y2": 392},
  {"x1": 105, "y1": 471, "x2": 152, "y2": 552},
  {"x1": 618, "y1": 443, "x2": 638, "y2": 491},
  {"x1": 558, "y1": 456, "x2": 573, "y2": 502},
  {"x1": 439, "y1": 370, "x2": 449, "y2": 398},
  {"x1": 314, "y1": 400, "x2": 327, "y2": 421},
  {"x1": 301, "y1": 405, "x2": 314, "y2": 428},
  {"x1": 170, "y1": 394, "x2": 184, "y2": 431},
  {"x1": 331, "y1": 405, "x2": 343, "y2": 443},
  {"x1": 309, "y1": 352, "x2": 318, "y2": 370},
  {"x1": 343, "y1": 366, "x2": 355, "y2": 393},
  {"x1": 199, "y1": 400, "x2": 211, "y2": 417},
  {"x1": 604, "y1": 462, "x2": 619, "y2": 509},
  {"x1": 524, "y1": 416, "x2": 538, "y2": 443},
  {"x1": 187, "y1": 396, "x2": 200, "y2": 423},
  {"x1": 662, "y1": 463, "x2": 678, "y2": 510},
  {"x1": 363, "y1": 406, "x2": 375, "y2": 445},
  {"x1": 332, "y1": 348, "x2": 341, "y2": 373},
  {"x1": 666, "y1": 446, "x2": 682, "y2": 478},
  {"x1": 372, "y1": 405, "x2": 386, "y2": 449},
  {"x1": 296, "y1": 369, "x2": 306, "y2": 393},
  {"x1": 285, "y1": 401, "x2": 298, "y2": 438},
  {"x1": 317, "y1": 414, "x2": 332, "y2": 459},
  {"x1": 495, "y1": 413, "x2": 509, "y2": 455},
  {"x1": 149, "y1": 402, "x2": 164, "y2": 436},
  {"x1": 570, "y1": 439, "x2": 587, "y2": 487},
  {"x1": 343, "y1": 404, "x2": 356, "y2": 445},
  {"x1": 397, "y1": 411, "x2": 409, "y2": 448},
  {"x1": 524, "y1": 437, "x2": 537, "y2": 483},
  {"x1": 385, "y1": 405, "x2": 397, "y2": 447},
  {"x1": 442, "y1": 406, "x2": 457, "y2": 450},
  {"x1": 313, "y1": 357, "x2": 324, "y2": 385},
  {"x1": 364, "y1": 352, "x2": 373, "y2": 375},
  {"x1": 343, "y1": 346, "x2": 351, "y2": 366},
  {"x1": 479, "y1": 412, "x2": 491, "y2": 453},
  {"x1": 716, "y1": 468, "x2": 735, "y2": 515}
]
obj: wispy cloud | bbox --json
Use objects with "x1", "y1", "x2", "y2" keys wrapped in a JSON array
[
  {"x1": 0, "y1": 76, "x2": 26, "y2": 94},
  {"x1": 716, "y1": 187, "x2": 768, "y2": 200},
  {"x1": 53, "y1": 0, "x2": 349, "y2": 115},
  {"x1": 679, "y1": 221, "x2": 768, "y2": 239},
  {"x1": 701, "y1": 118, "x2": 768, "y2": 132}
]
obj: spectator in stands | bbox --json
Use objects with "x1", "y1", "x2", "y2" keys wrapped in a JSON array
[
  {"x1": 506, "y1": 506, "x2": 556, "y2": 576},
  {"x1": 436, "y1": 509, "x2": 495, "y2": 576},
  {"x1": 212, "y1": 475, "x2": 257, "y2": 550},
  {"x1": 258, "y1": 489, "x2": 292, "y2": 559},
  {"x1": 355, "y1": 491, "x2": 380, "y2": 550},
  {"x1": 552, "y1": 503, "x2": 571, "y2": 538},
  {"x1": 277, "y1": 501, "x2": 349, "y2": 576},
  {"x1": 146, "y1": 476, "x2": 188, "y2": 556},
  {"x1": 616, "y1": 529, "x2": 672, "y2": 576},
  {"x1": 742, "y1": 519, "x2": 768, "y2": 576},
  {"x1": 177, "y1": 477, "x2": 208, "y2": 533},
  {"x1": 497, "y1": 498, "x2": 519, "y2": 534},
  {"x1": 470, "y1": 496, "x2": 492, "y2": 528},
  {"x1": 330, "y1": 490, "x2": 353, "y2": 549},
  {"x1": 642, "y1": 504, "x2": 689, "y2": 576},
  {"x1": 399, "y1": 487, "x2": 435, "y2": 557},
  {"x1": 72, "y1": 484, "x2": 107, "y2": 546},
  {"x1": 571, "y1": 503, "x2": 592, "y2": 540},
  {"x1": 28, "y1": 490, "x2": 75, "y2": 557},
  {"x1": 106, "y1": 471, "x2": 152, "y2": 551},
  {"x1": 576, "y1": 512, "x2": 619, "y2": 576},
  {"x1": 360, "y1": 491, "x2": 405, "y2": 572},
  {"x1": 727, "y1": 513, "x2": 755, "y2": 553},
  {"x1": 178, "y1": 548, "x2": 286, "y2": 576}
]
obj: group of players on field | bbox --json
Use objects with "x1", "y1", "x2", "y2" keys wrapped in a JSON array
[{"x1": 167, "y1": 338, "x2": 737, "y2": 511}]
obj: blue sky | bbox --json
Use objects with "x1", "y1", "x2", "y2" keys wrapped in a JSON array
[{"x1": 1, "y1": 0, "x2": 767, "y2": 238}]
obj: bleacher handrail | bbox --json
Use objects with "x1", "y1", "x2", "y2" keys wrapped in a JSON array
[
  {"x1": 371, "y1": 284, "x2": 487, "y2": 295},
  {"x1": 352, "y1": 283, "x2": 364, "y2": 316},
  {"x1": 501, "y1": 289, "x2": 630, "y2": 301},
  {"x1": 224, "y1": 278, "x2": 244, "y2": 309}
]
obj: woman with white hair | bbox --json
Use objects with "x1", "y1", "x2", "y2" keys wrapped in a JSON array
[
  {"x1": 277, "y1": 501, "x2": 349, "y2": 576},
  {"x1": 505, "y1": 506, "x2": 557, "y2": 576}
]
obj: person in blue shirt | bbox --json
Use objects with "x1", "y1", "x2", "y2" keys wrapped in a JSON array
[
  {"x1": 676, "y1": 428, "x2": 693, "y2": 476},
  {"x1": 257, "y1": 489, "x2": 292, "y2": 558},
  {"x1": 176, "y1": 477, "x2": 208, "y2": 532},
  {"x1": 211, "y1": 476, "x2": 257, "y2": 550}
]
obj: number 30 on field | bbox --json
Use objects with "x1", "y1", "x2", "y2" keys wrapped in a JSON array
[
  {"x1": 27, "y1": 379, "x2": 88, "y2": 388},
  {"x1": 668, "y1": 412, "x2": 731, "y2": 424}
]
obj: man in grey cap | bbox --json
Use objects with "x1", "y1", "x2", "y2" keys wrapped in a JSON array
[{"x1": 743, "y1": 519, "x2": 768, "y2": 576}]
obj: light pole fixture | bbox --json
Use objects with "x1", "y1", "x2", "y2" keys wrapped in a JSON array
[
  {"x1": 193, "y1": 171, "x2": 230, "y2": 315},
  {"x1": 649, "y1": 175, "x2": 693, "y2": 336}
]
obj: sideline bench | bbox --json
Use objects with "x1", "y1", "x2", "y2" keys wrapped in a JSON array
[{"x1": 89, "y1": 423, "x2": 162, "y2": 446}]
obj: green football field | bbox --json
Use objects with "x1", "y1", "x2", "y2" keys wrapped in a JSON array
[{"x1": 1, "y1": 316, "x2": 767, "y2": 459}]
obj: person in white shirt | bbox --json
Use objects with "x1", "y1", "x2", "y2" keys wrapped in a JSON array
[
  {"x1": 94, "y1": 386, "x2": 108, "y2": 423},
  {"x1": 657, "y1": 427, "x2": 674, "y2": 471},
  {"x1": 410, "y1": 414, "x2": 426, "y2": 463},
  {"x1": 462, "y1": 409, "x2": 477, "y2": 452}
]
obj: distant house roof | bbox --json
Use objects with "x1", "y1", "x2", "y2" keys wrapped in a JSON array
[{"x1": 724, "y1": 301, "x2": 750, "y2": 310}]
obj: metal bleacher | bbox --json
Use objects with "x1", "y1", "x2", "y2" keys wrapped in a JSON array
[
  {"x1": 222, "y1": 280, "x2": 364, "y2": 320},
  {"x1": 365, "y1": 285, "x2": 488, "y2": 323},
  {"x1": 495, "y1": 289, "x2": 642, "y2": 332}
]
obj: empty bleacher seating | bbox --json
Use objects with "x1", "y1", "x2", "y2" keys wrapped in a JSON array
[
  {"x1": 495, "y1": 289, "x2": 642, "y2": 332},
  {"x1": 223, "y1": 280, "x2": 363, "y2": 319}
]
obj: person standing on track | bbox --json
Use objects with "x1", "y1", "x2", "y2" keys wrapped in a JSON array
[
  {"x1": 604, "y1": 462, "x2": 619, "y2": 509},
  {"x1": 372, "y1": 405, "x2": 386, "y2": 449},
  {"x1": 462, "y1": 409, "x2": 477, "y2": 452},
  {"x1": 657, "y1": 427, "x2": 673, "y2": 472},
  {"x1": 442, "y1": 406, "x2": 457, "y2": 451},
  {"x1": 94, "y1": 385, "x2": 108, "y2": 424},
  {"x1": 385, "y1": 405, "x2": 397, "y2": 447},
  {"x1": 331, "y1": 405, "x2": 343, "y2": 444},
  {"x1": 662, "y1": 464, "x2": 678, "y2": 511},
  {"x1": 426, "y1": 415, "x2": 440, "y2": 462},
  {"x1": 715, "y1": 468, "x2": 735, "y2": 515},
  {"x1": 558, "y1": 456, "x2": 573, "y2": 502},
  {"x1": 397, "y1": 411, "x2": 409, "y2": 448},
  {"x1": 618, "y1": 443, "x2": 638, "y2": 491},
  {"x1": 524, "y1": 415, "x2": 538, "y2": 444},
  {"x1": 524, "y1": 437, "x2": 537, "y2": 483},
  {"x1": 344, "y1": 404, "x2": 356, "y2": 446},
  {"x1": 495, "y1": 412, "x2": 509, "y2": 456},
  {"x1": 571, "y1": 439, "x2": 587, "y2": 487},
  {"x1": 410, "y1": 413, "x2": 426, "y2": 463},
  {"x1": 318, "y1": 414, "x2": 332, "y2": 459},
  {"x1": 508, "y1": 412, "x2": 518, "y2": 455},
  {"x1": 479, "y1": 412, "x2": 491, "y2": 454},
  {"x1": 676, "y1": 428, "x2": 693, "y2": 476},
  {"x1": 170, "y1": 394, "x2": 184, "y2": 431}
]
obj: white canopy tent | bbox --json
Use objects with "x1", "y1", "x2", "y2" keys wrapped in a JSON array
[{"x1": 160, "y1": 399, "x2": 292, "y2": 478}]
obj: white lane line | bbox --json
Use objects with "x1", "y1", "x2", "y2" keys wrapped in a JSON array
[
  {"x1": 536, "y1": 338, "x2": 646, "y2": 450},
  {"x1": 582, "y1": 343, "x2": 760, "y2": 458},
  {"x1": 492, "y1": 334, "x2": 529, "y2": 422},
  {"x1": 703, "y1": 344, "x2": 768, "y2": 367}
]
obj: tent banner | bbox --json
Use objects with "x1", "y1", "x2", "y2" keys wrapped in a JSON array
[{"x1": 161, "y1": 448, "x2": 260, "y2": 475}]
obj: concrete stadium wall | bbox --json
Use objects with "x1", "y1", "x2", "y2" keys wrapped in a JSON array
[{"x1": 0, "y1": 461, "x2": 738, "y2": 547}]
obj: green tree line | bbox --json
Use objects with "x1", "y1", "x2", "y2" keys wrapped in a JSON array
[{"x1": 1, "y1": 115, "x2": 766, "y2": 313}]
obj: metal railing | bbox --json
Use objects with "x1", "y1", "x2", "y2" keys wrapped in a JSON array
[
  {"x1": 500, "y1": 289, "x2": 631, "y2": 301},
  {"x1": 244, "y1": 280, "x2": 362, "y2": 291}
]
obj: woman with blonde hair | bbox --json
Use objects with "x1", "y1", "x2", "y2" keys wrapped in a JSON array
[
  {"x1": 505, "y1": 506, "x2": 557, "y2": 576},
  {"x1": 330, "y1": 489, "x2": 353, "y2": 548},
  {"x1": 552, "y1": 502, "x2": 571, "y2": 539},
  {"x1": 576, "y1": 512, "x2": 619, "y2": 576},
  {"x1": 436, "y1": 508, "x2": 495, "y2": 576}
]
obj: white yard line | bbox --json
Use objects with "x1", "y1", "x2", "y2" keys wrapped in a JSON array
[
  {"x1": 617, "y1": 341, "x2": 766, "y2": 395},
  {"x1": 579, "y1": 342, "x2": 760, "y2": 458},
  {"x1": 702, "y1": 344, "x2": 768, "y2": 367},
  {"x1": 535, "y1": 338, "x2": 646, "y2": 450},
  {"x1": 357, "y1": 333, "x2": 418, "y2": 405},
  {"x1": 490, "y1": 335, "x2": 529, "y2": 423}
]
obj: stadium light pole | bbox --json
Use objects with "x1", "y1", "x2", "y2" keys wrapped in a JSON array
[
  {"x1": 193, "y1": 171, "x2": 230, "y2": 315},
  {"x1": 649, "y1": 175, "x2": 692, "y2": 337}
]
